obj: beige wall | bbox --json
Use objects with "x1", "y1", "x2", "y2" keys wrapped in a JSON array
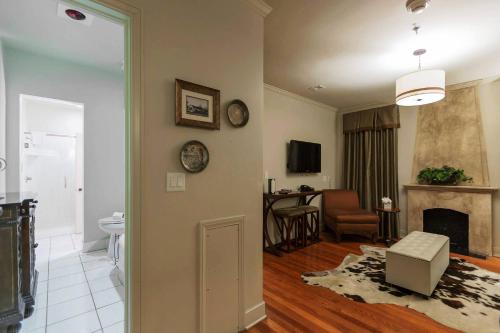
[
  {"x1": 129, "y1": 0, "x2": 266, "y2": 331},
  {"x1": 398, "y1": 105, "x2": 418, "y2": 236},
  {"x1": 263, "y1": 85, "x2": 338, "y2": 193},
  {"x1": 263, "y1": 85, "x2": 338, "y2": 237},
  {"x1": 397, "y1": 81, "x2": 500, "y2": 256}
]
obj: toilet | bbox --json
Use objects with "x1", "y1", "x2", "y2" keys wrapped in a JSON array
[{"x1": 98, "y1": 212, "x2": 125, "y2": 262}]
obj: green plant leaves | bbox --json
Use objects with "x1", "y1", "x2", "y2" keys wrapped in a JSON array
[{"x1": 416, "y1": 165, "x2": 473, "y2": 185}]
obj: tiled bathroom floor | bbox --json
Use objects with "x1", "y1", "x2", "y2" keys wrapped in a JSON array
[{"x1": 19, "y1": 234, "x2": 124, "y2": 333}]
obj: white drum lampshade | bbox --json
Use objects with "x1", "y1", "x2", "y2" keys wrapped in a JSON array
[{"x1": 396, "y1": 69, "x2": 445, "y2": 106}]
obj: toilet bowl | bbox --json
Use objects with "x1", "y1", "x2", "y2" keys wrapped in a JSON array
[{"x1": 98, "y1": 215, "x2": 125, "y2": 261}]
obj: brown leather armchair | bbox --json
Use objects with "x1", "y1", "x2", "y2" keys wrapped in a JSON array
[{"x1": 322, "y1": 189, "x2": 379, "y2": 242}]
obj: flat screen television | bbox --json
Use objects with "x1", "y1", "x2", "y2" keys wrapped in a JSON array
[{"x1": 287, "y1": 140, "x2": 321, "y2": 173}]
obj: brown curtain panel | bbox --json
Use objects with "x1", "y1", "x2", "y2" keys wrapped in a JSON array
[{"x1": 342, "y1": 105, "x2": 400, "y2": 237}]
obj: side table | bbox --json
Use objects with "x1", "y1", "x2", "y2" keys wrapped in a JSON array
[{"x1": 375, "y1": 207, "x2": 400, "y2": 246}]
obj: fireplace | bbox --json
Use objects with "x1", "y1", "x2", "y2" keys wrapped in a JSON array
[
  {"x1": 404, "y1": 184, "x2": 497, "y2": 257},
  {"x1": 423, "y1": 208, "x2": 469, "y2": 255}
]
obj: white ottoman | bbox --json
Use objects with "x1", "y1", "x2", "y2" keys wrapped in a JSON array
[{"x1": 386, "y1": 231, "x2": 449, "y2": 296}]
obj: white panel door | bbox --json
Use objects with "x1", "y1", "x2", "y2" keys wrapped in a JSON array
[
  {"x1": 205, "y1": 224, "x2": 240, "y2": 333},
  {"x1": 22, "y1": 134, "x2": 77, "y2": 236}
]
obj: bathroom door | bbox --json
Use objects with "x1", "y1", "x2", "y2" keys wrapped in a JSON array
[{"x1": 22, "y1": 134, "x2": 78, "y2": 237}]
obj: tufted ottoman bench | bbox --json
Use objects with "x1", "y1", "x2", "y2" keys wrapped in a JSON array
[{"x1": 386, "y1": 231, "x2": 449, "y2": 296}]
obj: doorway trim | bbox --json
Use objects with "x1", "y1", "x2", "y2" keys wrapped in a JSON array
[
  {"x1": 68, "y1": 1, "x2": 142, "y2": 332},
  {"x1": 19, "y1": 94, "x2": 85, "y2": 237}
]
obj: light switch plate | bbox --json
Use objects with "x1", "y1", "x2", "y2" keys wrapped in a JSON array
[{"x1": 166, "y1": 172, "x2": 186, "y2": 192}]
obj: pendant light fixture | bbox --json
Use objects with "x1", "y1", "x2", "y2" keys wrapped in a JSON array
[{"x1": 395, "y1": 24, "x2": 445, "y2": 106}]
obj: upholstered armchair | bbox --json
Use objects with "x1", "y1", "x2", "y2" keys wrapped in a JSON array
[{"x1": 322, "y1": 189, "x2": 379, "y2": 242}]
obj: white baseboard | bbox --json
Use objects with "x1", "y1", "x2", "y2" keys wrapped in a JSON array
[
  {"x1": 243, "y1": 301, "x2": 266, "y2": 331},
  {"x1": 82, "y1": 238, "x2": 109, "y2": 253}
]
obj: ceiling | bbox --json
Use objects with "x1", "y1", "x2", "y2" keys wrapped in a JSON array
[
  {"x1": 0, "y1": 0, "x2": 124, "y2": 72},
  {"x1": 265, "y1": 0, "x2": 500, "y2": 110}
]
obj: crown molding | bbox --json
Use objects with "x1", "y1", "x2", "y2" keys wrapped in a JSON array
[
  {"x1": 245, "y1": 0, "x2": 272, "y2": 17},
  {"x1": 264, "y1": 84, "x2": 338, "y2": 112},
  {"x1": 339, "y1": 101, "x2": 393, "y2": 114}
]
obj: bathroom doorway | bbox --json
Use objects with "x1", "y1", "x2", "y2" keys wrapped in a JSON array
[{"x1": 19, "y1": 94, "x2": 84, "y2": 239}]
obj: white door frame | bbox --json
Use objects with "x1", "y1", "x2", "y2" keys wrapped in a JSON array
[{"x1": 68, "y1": 1, "x2": 143, "y2": 332}]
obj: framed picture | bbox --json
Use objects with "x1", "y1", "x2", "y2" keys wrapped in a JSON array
[{"x1": 175, "y1": 79, "x2": 220, "y2": 130}]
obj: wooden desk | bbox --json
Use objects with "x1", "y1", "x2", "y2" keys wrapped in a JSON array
[{"x1": 263, "y1": 191, "x2": 322, "y2": 256}]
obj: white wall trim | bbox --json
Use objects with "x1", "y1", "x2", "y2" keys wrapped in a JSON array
[
  {"x1": 244, "y1": 0, "x2": 272, "y2": 17},
  {"x1": 264, "y1": 84, "x2": 338, "y2": 112},
  {"x1": 244, "y1": 301, "x2": 267, "y2": 330},
  {"x1": 200, "y1": 215, "x2": 245, "y2": 333},
  {"x1": 340, "y1": 101, "x2": 393, "y2": 114},
  {"x1": 83, "y1": 238, "x2": 109, "y2": 253}
]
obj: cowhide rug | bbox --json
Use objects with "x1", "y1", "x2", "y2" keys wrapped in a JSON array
[{"x1": 302, "y1": 245, "x2": 500, "y2": 333}]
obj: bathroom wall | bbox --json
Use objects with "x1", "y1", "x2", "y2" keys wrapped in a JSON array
[
  {"x1": 3, "y1": 46, "x2": 125, "y2": 248},
  {"x1": 122, "y1": 0, "x2": 267, "y2": 331}
]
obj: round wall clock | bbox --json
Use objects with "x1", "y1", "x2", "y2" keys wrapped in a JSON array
[
  {"x1": 180, "y1": 140, "x2": 209, "y2": 173},
  {"x1": 227, "y1": 100, "x2": 249, "y2": 127}
]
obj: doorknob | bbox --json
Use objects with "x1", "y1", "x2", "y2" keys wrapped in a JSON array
[
  {"x1": 78, "y1": 188, "x2": 83, "y2": 192},
  {"x1": 25, "y1": 176, "x2": 32, "y2": 182}
]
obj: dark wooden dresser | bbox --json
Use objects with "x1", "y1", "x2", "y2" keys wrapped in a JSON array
[{"x1": 0, "y1": 193, "x2": 37, "y2": 333}]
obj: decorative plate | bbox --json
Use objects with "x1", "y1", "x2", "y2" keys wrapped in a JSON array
[
  {"x1": 227, "y1": 100, "x2": 249, "y2": 127},
  {"x1": 180, "y1": 140, "x2": 209, "y2": 173}
]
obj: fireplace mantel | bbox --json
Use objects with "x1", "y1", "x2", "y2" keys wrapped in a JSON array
[
  {"x1": 404, "y1": 184, "x2": 498, "y2": 194},
  {"x1": 404, "y1": 184, "x2": 495, "y2": 256}
]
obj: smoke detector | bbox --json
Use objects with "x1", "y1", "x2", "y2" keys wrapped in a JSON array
[
  {"x1": 57, "y1": 2, "x2": 94, "y2": 26},
  {"x1": 406, "y1": 0, "x2": 431, "y2": 14}
]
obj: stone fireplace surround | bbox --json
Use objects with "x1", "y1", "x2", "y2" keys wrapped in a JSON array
[{"x1": 405, "y1": 184, "x2": 498, "y2": 257}]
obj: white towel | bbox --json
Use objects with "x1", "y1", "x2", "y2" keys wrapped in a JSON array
[{"x1": 112, "y1": 212, "x2": 124, "y2": 220}]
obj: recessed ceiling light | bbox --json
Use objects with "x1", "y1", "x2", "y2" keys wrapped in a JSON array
[
  {"x1": 57, "y1": 2, "x2": 94, "y2": 26},
  {"x1": 65, "y1": 9, "x2": 86, "y2": 21},
  {"x1": 406, "y1": 0, "x2": 431, "y2": 14}
]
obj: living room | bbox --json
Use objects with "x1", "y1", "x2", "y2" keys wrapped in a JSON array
[
  {"x1": 0, "y1": 1, "x2": 499, "y2": 333},
  {"x1": 255, "y1": 0, "x2": 500, "y2": 332}
]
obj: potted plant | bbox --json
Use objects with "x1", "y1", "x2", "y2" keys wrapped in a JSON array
[{"x1": 416, "y1": 165, "x2": 473, "y2": 185}]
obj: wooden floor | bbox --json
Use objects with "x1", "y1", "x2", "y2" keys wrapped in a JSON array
[{"x1": 248, "y1": 234, "x2": 500, "y2": 333}]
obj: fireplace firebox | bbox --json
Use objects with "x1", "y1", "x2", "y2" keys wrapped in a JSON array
[{"x1": 423, "y1": 208, "x2": 469, "y2": 255}]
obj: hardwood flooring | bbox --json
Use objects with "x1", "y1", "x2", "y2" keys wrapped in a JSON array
[{"x1": 248, "y1": 234, "x2": 500, "y2": 333}]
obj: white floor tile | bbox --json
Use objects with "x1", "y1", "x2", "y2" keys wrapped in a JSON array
[
  {"x1": 85, "y1": 266, "x2": 119, "y2": 281},
  {"x1": 50, "y1": 249, "x2": 81, "y2": 261},
  {"x1": 80, "y1": 250, "x2": 108, "y2": 263},
  {"x1": 97, "y1": 302, "x2": 124, "y2": 328},
  {"x1": 48, "y1": 272, "x2": 87, "y2": 292},
  {"x1": 50, "y1": 256, "x2": 82, "y2": 270},
  {"x1": 88, "y1": 275, "x2": 122, "y2": 294},
  {"x1": 103, "y1": 321, "x2": 124, "y2": 333},
  {"x1": 83, "y1": 259, "x2": 114, "y2": 272},
  {"x1": 47, "y1": 295, "x2": 95, "y2": 325},
  {"x1": 48, "y1": 282, "x2": 91, "y2": 306},
  {"x1": 35, "y1": 292, "x2": 47, "y2": 310},
  {"x1": 19, "y1": 307, "x2": 46, "y2": 332},
  {"x1": 37, "y1": 281, "x2": 48, "y2": 294},
  {"x1": 19, "y1": 327, "x2": 45, "y2": 333},
  {"x1": 38, "y1": 269, "x2": 48, "y2": 282},
  {"x1": 46, "y1": 310, "x2": 101, "y2": 333},
  {"x1": 92, "y1": 286, "x2": 125, "y2": 309},
  {"x1": 49, "y1": 263, "x2": 84, "y2": 279}
]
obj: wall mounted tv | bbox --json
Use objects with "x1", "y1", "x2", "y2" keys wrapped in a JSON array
[{"x1": 287, "y1": 140, "x2": 321, "y2": 173}]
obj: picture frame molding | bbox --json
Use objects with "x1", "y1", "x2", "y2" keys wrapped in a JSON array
[{"x1": 175, "y1": 79, "x2": 220, "y2": 130}]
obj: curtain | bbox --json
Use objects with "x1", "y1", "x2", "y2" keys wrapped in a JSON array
[{"x1": 342, "y1": 105, "x2": 400, "y2": 237}]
